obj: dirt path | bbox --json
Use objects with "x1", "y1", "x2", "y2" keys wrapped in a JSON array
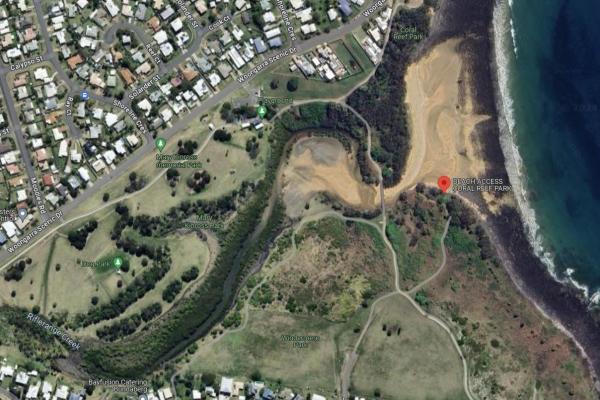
[{"x1": 408, "y1": 217, "x2": 451, "y2": 294}]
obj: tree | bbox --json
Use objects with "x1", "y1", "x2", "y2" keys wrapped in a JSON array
[
  {"x1": 166, "y1": 168, "x2": 180, "y2": 180},
  {"x1": 201, "y1": 372, "x2": 216, "y2": 387},
  {"x1": 102, "y1": 193, "x2": 110, "y2": 202},
  {"x1": 213, "y1": 129, "x2": 231, "y2": 142},
  {"x1": 286, "y1": 78, "x2": 299, "y2": 92}
]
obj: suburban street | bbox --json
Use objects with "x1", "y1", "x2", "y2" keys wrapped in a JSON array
[{"x1": 0, "y1": 0, "x2": 382, "y2": 265}]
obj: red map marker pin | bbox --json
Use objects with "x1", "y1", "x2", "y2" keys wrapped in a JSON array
[{"x1": 437, "y1": 176, "x2": 451, "y2": 193}]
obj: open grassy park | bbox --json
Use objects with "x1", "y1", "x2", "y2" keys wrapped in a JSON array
[
  {"x1": 351, "y1": 295, "x2": 466, "y2": 400},
  {"x1": 187, "y1": 307, "x2": 370, "y2": 397}
]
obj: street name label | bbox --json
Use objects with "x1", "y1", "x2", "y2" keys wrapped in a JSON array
[
  {"x1": 129, "y1": 74, "x2": 161, "y2": 100},
  {"x1": 7, "y1": 210, "x2": 63, "y2": 253},
  {"x1": 113, "y1": 99, "x2": 150, "y2": 137},
  {"x1": 10, "y1": 56, "x2": 44, "y2": 71},
  {"x1": 30, "y1": 176, "x2": 46, "y2": 214},
  {"x1": 237, "y1": 47, "x2": 297, "y2": 83},
  {"x1": 175, "y1": 0, "x2": 200, "y2": 28},
  {"x1": 276, "y1": 0, "x2": 297, "y2": 42},
  {"x1": 363, "y1": 0, "x2": 386, "y2": 17},
  {"x1": 209, "y1": 15, "x2": 231, "y2": 31},
  {"x1": 26, "y1": 312, "x2": 80, "y2": 350}
]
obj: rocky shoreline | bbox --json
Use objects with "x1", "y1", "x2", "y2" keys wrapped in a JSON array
[{"x1": 422, "y1": 0, "x2": 600, "y2": 393}]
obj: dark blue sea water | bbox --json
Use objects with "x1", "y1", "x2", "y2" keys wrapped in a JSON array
[{"x1": 496, "y1": 0, "x2": 600, "y2": 300}]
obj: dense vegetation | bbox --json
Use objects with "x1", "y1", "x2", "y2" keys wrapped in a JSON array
[
  {"x1": 67, "y1": 219, "x2": 98, "y2": 250},
  {"x1": 0, "y1": 306, "x2": 67, "y2": 362},
  {"x1": 162, "y1": 280, "x2": 183, "y2": 303},
  {"x1": 73, "y1": 216, "x2": 171, "y2": 328},
  {"x1": 181, "y1": 266, "x2": 200, "y2": 282},
  {"x1": 96, "y1": 302, "x2": 162, "y2": 341},
  {"x1": 347, "y1": 6, "x2": 432, "y2": 186}
]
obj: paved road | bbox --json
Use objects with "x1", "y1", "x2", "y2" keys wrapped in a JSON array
[
  {"x1": 0, "y1": 62, "x2": 49, "y2": 222},
  {"x1": 0, "y1": 0, "x2": 381, "y2": 264}
]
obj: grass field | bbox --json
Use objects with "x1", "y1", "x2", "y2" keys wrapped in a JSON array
[
  {"x1": 44, "y1": 211, "x2": 125, "y2": 315},
  {"x1": 0, "y1": 235, "x2": 50, "y2": 309},
  {"x1": 187, "y1": 307, "x2": 369, "y2": 397},
  {"x1": 126, "y1": 129, "x2": 269, "y2": 216},
  {"x1": 351, "y1": 294, "x2": 466, "y2": 400}
]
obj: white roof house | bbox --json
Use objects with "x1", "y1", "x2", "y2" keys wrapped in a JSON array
[
  {"x1": 55, "y1": 385, "x2": 69, "y2": 400},
  {"x1": 219, "y1": 377, "x2": 233, "y2": 396},
  {"x1": 15, "y1": 371, "x2": 29, "y2": 385},
  {"x1": 26, "y1": 383, "x2": 40, "y2": 399},
  {"x1": 78, "y1": 166, "x2": 91, "y2": 182},
  {"x1": 154, "y1": 30, "x2": 169, "y2": 45}
]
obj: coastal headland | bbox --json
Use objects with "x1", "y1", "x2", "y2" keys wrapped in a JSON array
[{"x1": 390, "y1": 0, "x2": 600, "y2": 392}]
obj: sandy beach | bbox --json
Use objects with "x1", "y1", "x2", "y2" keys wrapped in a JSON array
[{"x1": 383, "y1": 38, "x2": 489, "y2": 203}]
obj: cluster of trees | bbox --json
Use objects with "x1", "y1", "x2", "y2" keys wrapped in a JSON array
[
  {"x1": 4, "y1": 258, "x2": 32, "y2": 282},
  {"x1": 166, "y1": 168, "x2": 180, "y2": 187},
  {"x1": 112, "y1": 205, "x2": 164, "y2": 238},
  {"x1": 181, "y1": 266, "x2": 200, "y2": 282},
  {"x1": 1, "y1": 306, "x2": 65, "y2": 362},
  {"x1": 213, "y1": 129, "x2": 232, "y2": 142},
  {"x1": 96, "y1": 303, "x2": 162, "y2": 342},
  {"x1": 116, "y1": 238, "x2": 165, "y2": 261},
  {"x1": 219, "y1": 102, "x2": 258, "y2": 123},
  {"x1": 347, "y1": 6, "x2": 432, "y2": 186},
  {"x1": 177, "y1": 140, "x2": 198, "y2": 156},
  {"x1": 287, "y1": 78, "x2": 299, "y2": 92},
  {"x1": 245, "y1": 137, "x2": 260, "y2": 159},
  {"x1": 96, "y1": 314, "x2": 142, "y2": 341},
  {"x1": 67, "y1": 220, "x2": 98, "y2": 250},
  {"x1": 125, "y1": 172, "x2": 146, "y2": 193},
  {"x1": 446, "y1": 196, "x2": 494, "y2": 260},
  {"x1": 162, "y1": 280, "x2": 183, "y2": 303},
  {"x1": 186, "y1": 170, "x2": 211, "y2": 193},
  {"x1": 222, "y1": 311, "x2": 241, "y2": 329}
]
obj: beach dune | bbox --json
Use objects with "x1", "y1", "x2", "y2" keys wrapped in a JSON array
[{"x1": 384, "y1": 38, "x2": 489, "y2": 203}]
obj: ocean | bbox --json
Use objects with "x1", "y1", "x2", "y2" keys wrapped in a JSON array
[{"x1": 494, "y1": 0, "x2": 600, "y2": 302}]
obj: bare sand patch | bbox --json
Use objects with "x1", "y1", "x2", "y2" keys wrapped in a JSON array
[
  {"x1": 384, "y1": 38, "x2": 489, "y2": 203},
  {"x1": 282, "y1": 137, "x2": 378, "y2": 217}
]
